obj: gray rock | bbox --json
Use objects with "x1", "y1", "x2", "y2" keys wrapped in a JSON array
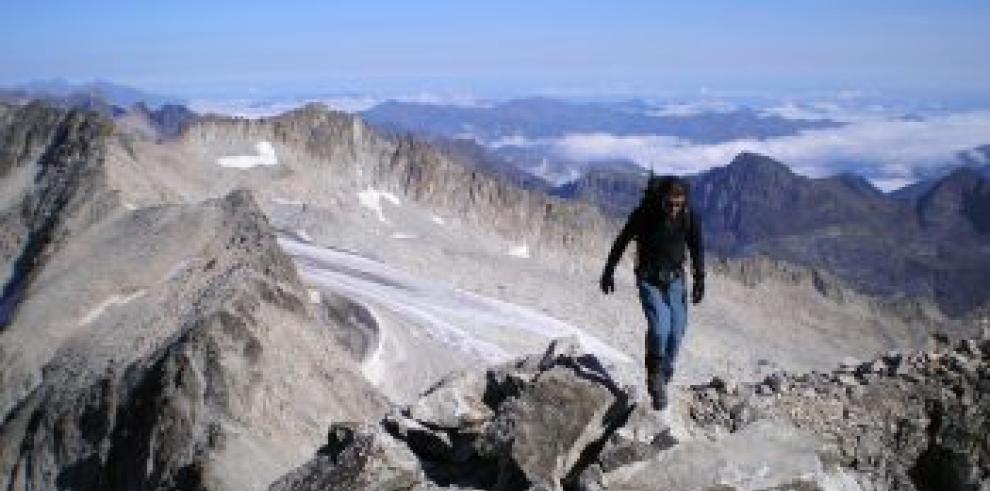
[
  {"x1": 409, "y1": 370, "x2": 492, "y2": 430},
  {"x1": 604, "y1": 420, "x2": 849, "y2": 491},
  {"x1": 268, "y1": 423, "x2": 424, "y2": 491},
  {"x1": 482, "y1": 363, "x2": 629, "y2": 491},
  {"x1": 275, "y1": 340, "x2": 637, "y2": 491},
  {"x1": 764, "y1": 372, "x2": 786, "y2": 392}
]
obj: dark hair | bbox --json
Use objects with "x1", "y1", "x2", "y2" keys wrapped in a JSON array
[{"x1": 641, "y1": 175, "x2": 688, "y2": 209}]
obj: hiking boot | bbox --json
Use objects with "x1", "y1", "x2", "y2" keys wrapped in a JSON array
[
  {"x1": 650, "y1": 372, "x2": 668, "y2": 411},
  {"x1": 645, "y1": 356, "x2": 668, "y2": 411}
]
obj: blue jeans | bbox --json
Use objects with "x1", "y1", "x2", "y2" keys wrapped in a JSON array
[{"x1": 637, "y1": 275, "x2": 688, "y2": 378}]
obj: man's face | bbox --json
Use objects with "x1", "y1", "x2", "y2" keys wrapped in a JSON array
[{"x1": 663, "y1": 194, "x2": 686, "y2": 218}]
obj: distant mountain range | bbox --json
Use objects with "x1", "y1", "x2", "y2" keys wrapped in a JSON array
[
  {"x1": 1, "y1": 81, "x2": 199, "y2": 139},
  {"x1": 362, "y1": 97, "x2": 844, "y2": 144},
  {"x1": 0, "y1": 79, "x2": 184, "y2": 109}
]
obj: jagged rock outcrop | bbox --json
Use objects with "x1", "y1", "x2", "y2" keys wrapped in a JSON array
[
  {"x1": 0, "y1": 102, "x2": 117, "y2": 327},
  {"x1": 0, "y1": 104, "x2": 388, "y2": 490},
  {"x1": 0, "y1": 188, "x2": 387, "y2": 491},
  {"x1": 273, "y1": 334, "x2": 990, "y2": 491},
  {"x1": 268, "y1": 423, "x2": 425, "y2": 491},
  {"x1": 270, "y1": 338, "x2": 639, "y2": 491},
  {"x1": 686, "y1": 335, "x2": 990, "y2": 491}
]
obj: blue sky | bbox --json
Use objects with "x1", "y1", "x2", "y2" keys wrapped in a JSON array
[{"x1": 2, "y1": 0, "x2": 988, "y2": 97}]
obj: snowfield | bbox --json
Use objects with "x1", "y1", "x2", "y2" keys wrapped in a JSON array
[
  {"x1": 216, "y1": 141, "x2": 279, "y2": 168},
  {"x1": 507, "y1": 243, "x2": 530, "y2": 258},
  {"x1": 277, "y1": 236, "x2": 632, "y2": 400},
  {"x1": 357, "y1": 188, "x2": 402, "y2": 223}
]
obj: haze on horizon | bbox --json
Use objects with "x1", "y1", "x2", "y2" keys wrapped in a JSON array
[{"x1": 2, "y1": 0, "x2": 989, "y2": 99}]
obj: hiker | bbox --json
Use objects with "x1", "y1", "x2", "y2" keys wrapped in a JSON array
[{"x1": 600, "y1": 175, "x2": 705, "y2": 410}]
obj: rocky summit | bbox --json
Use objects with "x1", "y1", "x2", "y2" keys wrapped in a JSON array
[{"x1": 268, "y1": 335, "x2": 990, "y2": 491}]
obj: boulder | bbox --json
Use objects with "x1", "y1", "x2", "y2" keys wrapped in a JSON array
[
  {"x1": 268, "y1": 423, "x2": 425, "y2": 491},
  {"x1": 274, "y1": 338, "x2": 645, "y2": 491},
  {"x1": 604, "y1": 420, "x2": 854, "y2": 491}
]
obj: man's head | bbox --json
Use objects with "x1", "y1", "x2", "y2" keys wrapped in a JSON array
[
  {"x1": 662, "y1": 182, "x2": 686, "y2": 218},
  {"x1": 644, "y1": 175, "x2": 688, "y2": 218}
]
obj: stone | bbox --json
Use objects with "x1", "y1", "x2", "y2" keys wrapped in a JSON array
[
  {"x1": 604, "y1": 420, "x2": 850, "y2": 491},
  {"x1": 836, "y1": 374, "x2": 859, "y2": 386},
  {"x1": 729, "y1": 401, "x2": 756, "y2": 429},
  {"x1": 483, "y1": 364, "x2": 631, "y2": 491},
  {"x1": 857, "y1": 359, "x2": 887, "y2": 376},
  {"x1": 268, "y1": 423, "x2": 424, "y2": 491},
  {"x1": 764, "y1": 372, "x2": 786, "y2": 392},
  {"x1": 839, "y1": 357, "x2": 860, "y2": 373},
  {"x1": 571, "y1": 464, "x2": 606, "y2": 491},
  {"x1": 409, "y1": 371, "x2": 492, "y2": 430},
  {"x1": 756, "y1": 383, "x2": 775, "y2": 396},
  {"x1": 708, "y1": 375, "x2": 729, "y2": 394},
  {"x1": 382, "y1": 411, "x2": 456, "y2": 462},
  {"x1": 957, "y1": 339, "x2": 981, "y2": 357}
]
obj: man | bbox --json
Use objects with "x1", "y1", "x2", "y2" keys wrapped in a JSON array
[{"x1": 600, "y1": 175, "x2": 704, "y2": 410}]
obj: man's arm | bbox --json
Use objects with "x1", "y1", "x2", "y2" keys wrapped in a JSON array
[
  {"x1": 601, "y1": 209, "x2": 639, "y2": 293},
  {"x1": 686, "y1": 208, "x2": 705, "y2": 303}
]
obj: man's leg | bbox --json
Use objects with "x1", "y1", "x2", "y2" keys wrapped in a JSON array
[
  {"x1": 638, "y1": 279, "x2": 672, "y2": 410},
  {"x1": 663, "y1": 277, "x2": 689, "y2": 380}
]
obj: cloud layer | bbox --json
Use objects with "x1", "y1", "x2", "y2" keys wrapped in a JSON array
[{"x1": 545, "y1": 111, "x2": 990, "y2": 191}]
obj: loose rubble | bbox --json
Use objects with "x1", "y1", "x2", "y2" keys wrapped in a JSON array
[
  {"x1": 686, "y1": 335, "x2": 990, "y2": 491},
  {"x1": 271, "y1": 334, "x2": 990, "y2": 491}
]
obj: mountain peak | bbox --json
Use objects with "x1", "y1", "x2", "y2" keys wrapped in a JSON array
[
  {"x1": 833, "y1": 172, "x2": 882, "y2": 196},
  {"x1": 726, "y1": 152, "x2": 793, "y2": 177},
  {"x1": 934, "y1": 165, "x2": 986, "y2": 190}
]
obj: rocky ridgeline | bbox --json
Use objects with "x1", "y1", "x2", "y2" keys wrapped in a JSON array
[
  {"x1": 270, "y1": 335, "x2": 989, "y2": 491},
  {"x1": 183, "y1": 104, "x2": 614, "y2": 262},
  {"x1": 686, "y1": 334, "x2": 990, "y2": 491},
  {"x1": 710, "y1": 254, "x2": 952, "y2": 334},
  {"x1": 0, "y1": 102, "x2": 390, "y2": 490},
  {"x1": 0, "y1": 103, "x2": 117, "y2": 326}
]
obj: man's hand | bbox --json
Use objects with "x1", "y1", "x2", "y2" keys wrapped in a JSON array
[
  {"x1": 691, "y1": 276, "x2": 705, "y2": 304},
  {"x1": 600, "y1": 273, "x2": 615, "y2": 294}
]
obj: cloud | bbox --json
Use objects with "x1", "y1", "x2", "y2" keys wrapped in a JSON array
[
  {"x1": 646, "y1": 100, "x2": 740, "y2": 117},
  {"x1": 190, "y1": 91, "x2": 492, "y2": 118},
  {"x1": 540, "y1": 111, "x2": 990, "y2": 191},
  {"x1": 758, "y1": 99, "x2": 901, "y2": 123}
]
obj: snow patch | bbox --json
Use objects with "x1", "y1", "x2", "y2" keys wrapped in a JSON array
[
  {"x1": 216, "y1": 141, "x2": 279, "y2": 169},
  {"x1": 357, "y1": 188, "x2": 401, "y2": 223},
  {"x1": 271, "y1": 197, "x2": 303, "y2": 206},
  {"x1": 507, "y1": 244, "x2": 530, "y2": 259},
  {"x1": 294, "y1": 229, "x2": 313, "y2": 242},
  {"x1": 80, "y1": 290, "x2": 147, "y2": 326},
  {"x1": 307, "y1": 289, "x2": 321, "y2": 304}
]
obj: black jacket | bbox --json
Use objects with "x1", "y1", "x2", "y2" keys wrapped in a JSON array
[{"x1": 603, "y1": 204, "x2": 705, "y2": 280}]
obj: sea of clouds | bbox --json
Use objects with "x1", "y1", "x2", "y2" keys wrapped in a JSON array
[{"x1": 497, "y1": 106, "x2": 990, "y2": 192}]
